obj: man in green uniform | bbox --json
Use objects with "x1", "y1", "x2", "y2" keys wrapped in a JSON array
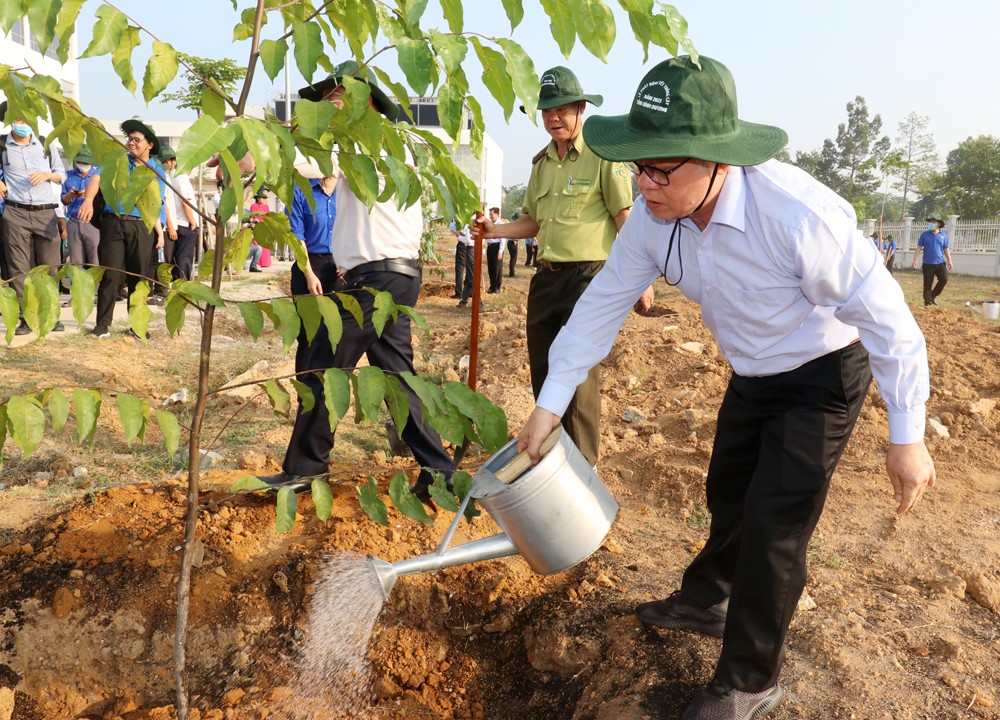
[{"x1": 475, "y1": 66, "x2": 650, "y2": 466}]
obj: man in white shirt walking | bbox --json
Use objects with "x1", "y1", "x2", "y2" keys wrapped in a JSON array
[{"x1": 517, "y1": 56, "x2": 936, "y2": 720}]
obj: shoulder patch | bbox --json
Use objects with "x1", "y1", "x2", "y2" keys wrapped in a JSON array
[
  {"x1": 614, "y1": 163, "x2": 631, "y2": 181},
  {"x1": 531, "y1": 146, "x2": 548, "y2": 165}
]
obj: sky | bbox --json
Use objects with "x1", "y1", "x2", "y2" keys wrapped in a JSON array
[{"x1": 74, "y1": 0, "x2": 1000, "y2": 187}]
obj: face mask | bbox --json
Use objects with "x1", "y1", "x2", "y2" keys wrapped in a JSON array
[
  {"x1": 11, "y1": 123, "x2": 32, "y2": 138},
  {"x1": 75, "y1": 163, "x2": 92, "y2": 173},
  {"x1": 928, "y1": 223, "x2": 936, "y2": 230}
]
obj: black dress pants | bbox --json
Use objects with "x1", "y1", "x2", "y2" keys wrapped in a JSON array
[
  {"x1": 283, "y1": 257, "x2": 456, "y2": 485},
  {"x1": 681, "y1": 342, "x2": 871, "y2": 692},
  {"x1": 506, "y1": 239, "x2": 518, "y2": 276},
  {"x1": 921, "y1": 262, "x2": 947, "y2": 304},
  {"x1": 95, "y1": 215, "x2": 152, "y2": 329},
  {"x1": 486, "y1": 242, "x2": 502, "y2": 291},
  {"x1": 172, "y1": 225, "x2": 198, "y2": 280}
]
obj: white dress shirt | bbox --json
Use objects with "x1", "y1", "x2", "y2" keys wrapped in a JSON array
[{"x1": 538, "y1": 159, "x2": 929, "y2": 444}]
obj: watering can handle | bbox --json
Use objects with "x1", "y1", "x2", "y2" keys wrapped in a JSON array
[{"x1": 494, "y1": 427, "x2": 562, "y2": 484}]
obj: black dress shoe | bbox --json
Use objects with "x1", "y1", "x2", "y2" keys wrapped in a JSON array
[
  {"x1": 52, "y1": 321, "x2": 66, "y2": 332},
  {"x1": 14, "y1": 320, "x2": 31, "y2": 336},
  {"x1": 258, "y1": 472, "x2": 312, "y2": 493},
  {"x1": 635, "y1": 590, "x2": 728, "y2": 637}
]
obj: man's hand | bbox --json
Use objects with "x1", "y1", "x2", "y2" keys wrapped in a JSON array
[
  {"x1": 633, "y1": 285, "x2": 655, "y2": 313},
  {"x1": 168, "y1": 227, "x2": 178, "y2": 241},
  {"x1": 305, "y1": 269, "x2": 323, "y2": 296},
  {"x1": 28, "y1": 171, "x2": 55, "y2": 186},
  {"x1": 155, "y1": 235, "x2": 165, "y2": 250},
  {"x1": 517, "y1": 407, "x2": 563, "y2": 465},
  {"x1": 0, "y1": 179, "x2": 6, "y2": 198},
  {"x1": 886, "y1": 440, "x2": 936, "y2": 515},
  {"x1": 472, "y1": 213, "x2": 494, "y2": 241},
  {"x1": 78, "y1": 201, "x2": 93, "y2": 223}
]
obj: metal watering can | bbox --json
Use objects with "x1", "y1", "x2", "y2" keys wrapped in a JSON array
[{"x1": 369, "y1": 427, "x2": 619, "y2": 599}]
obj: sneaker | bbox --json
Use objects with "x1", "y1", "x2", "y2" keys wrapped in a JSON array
[
  {"x1": 635, "y1": 590, "x2": 728, "y2": 637},
  {"x1": 52, "y1": 321, "x2": 66, "y2": 332},
  {"x1": 257, "y1": 472, "x2": 312, "y2": 493},
  {"x1": 681, "y1": 680, "x2": 784, "y2": 720},
  {"x1": 90, "y1": 326, "x2": 111, "y2": 338},
  {"x1": 147, "y1": 295, "x2": 165, "y2": 306},
  {"x1": 127, "y1": 329, "x2": 151, "y2": 341},
  {"x1": 14, "y1": 320, "x2": 31, "y2": 336}
]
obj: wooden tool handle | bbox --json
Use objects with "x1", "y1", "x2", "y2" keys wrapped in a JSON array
[{"x1": 494, "y1": 427, "x2": 562, "y2": 484}]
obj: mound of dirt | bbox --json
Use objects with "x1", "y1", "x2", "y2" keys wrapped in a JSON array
[{"x1": 1, "y1": 264, "x2": 998, "y2": 720}]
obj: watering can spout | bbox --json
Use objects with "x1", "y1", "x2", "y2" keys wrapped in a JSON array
[{"x1": 368, "y1": 533, "x2": 519, "y2": 601}]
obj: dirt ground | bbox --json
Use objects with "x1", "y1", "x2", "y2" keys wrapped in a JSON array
[{"x1": 0, "y1": 254, "x2": 998, "y2": 720}]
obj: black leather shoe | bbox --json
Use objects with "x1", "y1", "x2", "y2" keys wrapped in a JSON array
[
  {"x1": 52, "y1": 321, "x2": 66, "y2": 332},
  {"x1": 14, "y1": 320, "x2": 31, "y2": 336},
  {"x1": 680, "y1": 679, "x2": 783, "y2": 720},
  {"x1": 635, "y1": 590, "x2": 728, "y2": 637},
  {"x1": 258, "y1": 472, "x2": 312, "y2": 493}
]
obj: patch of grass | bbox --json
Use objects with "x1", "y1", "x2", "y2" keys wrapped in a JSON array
[{"x1": 687, "y1": 504, "x2": 711, "y2": 528}]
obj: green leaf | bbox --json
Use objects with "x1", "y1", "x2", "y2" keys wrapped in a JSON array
[
  {"x1": 501, "y1": 0, "x2": 524, "y2": 31},
  {"x1": 396, "y1": 37, "x2": 435, "y2": 97},
  {"x1": 469, "y1": 38, "x2": 515, "y2": 121},
  {"x1": 47, "y1": 388, "x2": 70, "y2": 434},
  {"x1": 383, "y1": 375, "x2": 410, "y2": 438},
  {"x1": 54, "y1": 0, "x2": 86, "y2": 64},
  {"x1": 445, "y1": 382, "x2": 509, "y2": 453},
  {"x1": 396, "y1": 304, "x2": 429, "y2": 335},
  {"x1": 538, "y1": 0, "x2": 576, "y2": 58},
  {"x1": 128, "y1": 281, "x2": 151, "y2": 342},
  {"x1": 232, "y1": 6, "x2": 258, "y2": 41},
  {"x1": 388, "y1": 472, "x2": 431, "y2": 525},
  {"x1": 371, "y1": 290, "x2": 395, "y2": 338},
  {"x1": 238, "y1": 117, "x2": 282, "y2": 186},
  {"x1": 357, "y1": 476, "x2": 388, "y2": 526},
  {"x1": 155, "y1": 410, "x2": 181, "y2": 458},
  {"x1": 355, "y1": 366, "x2": 386, "y2": 423},
  {"x1": 164, "y1": 292, "x2": 189, "y2": 337},
  {"x1": 142, "y1": 40, "x2": 179, "y2": 104},
  {"x1": 26, "y1": 0, "x2": 59, "y2": 56},
  {"x1": 68, "y1": 265, "x2": 97, "y2": 327},
  {"x1": 270, "y1": 298, "x2": 301, "y2": 352},
  {"x1": 453, "y1": 471, "x2": 481, "y2": 521},
  {"x1": 201, "y1": 83, "x2": 226, "y2": 124},
  {"x1": 292, "y1": 21, "x2": 323, "y2": 83},
  {"x1": 335, "y1": 292, "x2": 364, "y2": 331},
  {"x1": 293, "y1": 99, "x2": 336, "y2": 141},
  {"x1": 311, "y1": 479, "x2": 334, "y2": 522},
  {"x1": 439, "y1": 0, "x2": 463, "y2": 32},
  {"x1": 619, "y1": 0, "x2": 653, "y2": 61},
  {"x1": 294, "y1": 295, "x2": 322, "y2": 344},
  {"x1": 173, "y1": 279, "x2": 225, "y2": 307},
  {"x1": 0, "y1": 0, "x2": 25, "y2": 37},
  {"x1": 339, "y1": 153, "x2": 379, "y2": 208},
  {"x1": 262, "y1": 379, "x2": 292, "y2": 417},
  {"x1": 571, "y1": 0, "x2": 616, "y2": 62},
  {"x1": 175, "y1": 114, "x2": 236, "y2": 175},
  {"x1": 322, "y1": 368, "x2": 352, "y2": 432},
  {"x1": 275, "y1": 486, "x2": 298, "y2": 533},
  {"x1": 259, "y1": 38, "x2": 288, "y2": 82},
  {"x1": 400, "y1": 0, "x2": 430, "y2": 29},
  {"x1": 239, "y1": 301, "x2": 265, "y2": 341},
  {"x1": 7, "y1": 395, "x2": 45, "y2": 458},
  {"x1": 497, "y1": 39, "x2": 540, "y2": 119},
  {"x1": 381, "y1": 155, "x2": 414, "y2": 211},
  {"x1": 436, "y1": 81, "x2": 465, "y2": 139},
  {"x1": 116, "y1": 394, "x2": 146, "y2": 447},
  {"x1": 315, "y1": 295, "x2": 344, "y2": 354},
  {"x1": 111, "y1": 25, "x2": 141, "y2": 94},
  {"x1": 80, "y1": 5, "x2": 128, "y2": 59},
  {"x1": 427, "y1": 472, "x2": 458, "y2": 512},
  {"x1": 231, "y1": 475, "x2": 269, "y2": 492},
  {"x1": 73, "y1": 388, "x2": 102, "y2": 445},
  {"x1": 1, "y1": 286, "x2": 18, "y2": 345},
  {"x1": 252, "y1": 212, "x2": 296, "y2": 252},
  {"x1": 428, "y1": 29, "x2": 468, "y2": 76},
  {"x1": 290, "y1": 377, "x2": 315, "y2": 413}
]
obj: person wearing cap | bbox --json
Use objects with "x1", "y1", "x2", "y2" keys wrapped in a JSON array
[
  {"x1": 912, "y1": 217, "x2": 951, "y2": 305},
  {"x1": 78, "y1": 118, "x2": 166, "y2": 339},
  {"x1": 60, "y1": 145, "x2": 101, "y2": 287},
  {"x1": 473, "y1": 66, "x2": 646, "y2": 468},
  {"x1": 516, "y1": 56, "x2": 936, "y2": 720},
  {"x1": 0, "y1": 100, "x2": 69, "y2": 335},
  {"x1": 159, "y1": 145, "x2": 199, "y2": 282},
  {"x1": 257, "y1": 61, "x2": 455, "y2": 499}
]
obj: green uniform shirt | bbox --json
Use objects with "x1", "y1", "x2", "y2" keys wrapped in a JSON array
[{"x1": 521, "y1": 133, "x2": 633, "y2": 263}]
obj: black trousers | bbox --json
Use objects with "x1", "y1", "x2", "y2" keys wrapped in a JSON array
[
  {"x1": 921, "y1": 262, "x2": 947, "y2": 304},
  {"x1": 456, "y1": 242, "x2": 474, "y2": 302},
  {"x1": 95, "y1": 215, "x2": 153, "y2": 329},
  {"x1": 526, "y1": 262, "x2": 605, "y2": 466},
  {"x1": 525, "y1": 243, "x2": 538, "y2": 267},
  {"x1": 486, "y1": 243, "x2": 503, "y2": 291},
  {"x1": 506, "y1": 239, "x2": 518, "y2": 276},
  {"x1": 681, "y1": 342, "x2": 871, "y2": 692},
  {"x1": 283, "y1": 257, "x2": 456, "y2": 485},
  {"x1": 173, "y1": 225, "x2": 198, "y2": 281}
]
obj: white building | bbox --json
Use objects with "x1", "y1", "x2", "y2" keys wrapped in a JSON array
[{"x1": 0, "y1": 17, "x2": 80, "y2": 126}]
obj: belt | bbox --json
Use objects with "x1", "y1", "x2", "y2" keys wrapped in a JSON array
[
  {"x1": 345, "y1": 258, "x2": 421, "y2": 282},
  {"x1": 5, "y1": 200, "x2": 58, "y2": 211},
  {"x1": 537, "y1": 259, "x2": 600, "y2": 272},
  {"x1": 113, "y1": 214, "x2": 145, "y2": 223}
]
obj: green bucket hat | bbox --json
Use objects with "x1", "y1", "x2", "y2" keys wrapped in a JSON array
[
  {"x1": 583, "y1": 56, "x2": 788, "y2": 167},
  {"x1": 521, "y1": 66, "x2": 603, "y2": 113},
  {"x1": 73, "y1": 145, "x2": 94, "y2": 164},
  {"x1": 120, "y1": 118, "x2": 160, "y2": 157},
  {"x1": 298, "y1": 60, "x2": 400, "y2": 121},
  {"x1": 158, "y1": 145, "x2": 176, "y2": 162}
]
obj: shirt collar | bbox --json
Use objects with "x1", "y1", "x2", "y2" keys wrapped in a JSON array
[
  {"x1": 546, "y1": 132, "x2": 584, "y2": 161},
  {"x1": 703, "y1": 165, "x2": 746, "y2": 233}
]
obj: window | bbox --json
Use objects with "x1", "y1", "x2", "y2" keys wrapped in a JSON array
[
  {"x1": 29, "y1": 31, "x2": 60, "y2": 60},
  {"x1": 10, "y1": 18, "x2": 26, "y2": 45}
]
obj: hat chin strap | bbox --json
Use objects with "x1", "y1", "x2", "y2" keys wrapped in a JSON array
[{"x1": 662, "y1": 163, "x2": 720, "y2": 287}]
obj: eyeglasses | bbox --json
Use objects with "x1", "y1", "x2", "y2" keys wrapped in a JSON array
[
  {"x1": 625, "y1": 158, "x2": 691, "y2": 186},
  {"x1": 125, "y1": 135, "x2": 146, "y2": 145}
]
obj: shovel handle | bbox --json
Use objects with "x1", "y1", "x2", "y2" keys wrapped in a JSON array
[{"x1": 494, "y1": 427, "x2": 562, "y2": 484}]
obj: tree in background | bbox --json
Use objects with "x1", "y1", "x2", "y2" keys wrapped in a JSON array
[
  {"x1": 160, "y1": 54, "x2": 245, "y2": 112},
  {"x1": 895, "y1": 112, "x2": 938, "y2": 219},
  {"x1": 793, "y1": 147, "x2": 839, "y2": 189},
  {"x1": 501, "y1": 183, "x2": 526, "y2": 218},
  {"x1": 913, "y1": 135, "x2": 1000, "y2": 220}
]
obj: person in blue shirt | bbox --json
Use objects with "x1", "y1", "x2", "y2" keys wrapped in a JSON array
[
  {"x1": 78, "y1": 119, "x2": 166, "y2": 339},
  {"x1": 881, "y1": 233, "x2": 896, "y2": 272},
  {"x1": 912, "y1": 217, "x2": 952, "y2": 306},
  {"x1": 61, "y1": 146, "x2": 101, "y2": 280}
]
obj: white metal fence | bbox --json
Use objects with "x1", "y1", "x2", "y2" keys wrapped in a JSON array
[{"x1": 860, "y1": 215, "x2": 1000, "y2": 277}]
